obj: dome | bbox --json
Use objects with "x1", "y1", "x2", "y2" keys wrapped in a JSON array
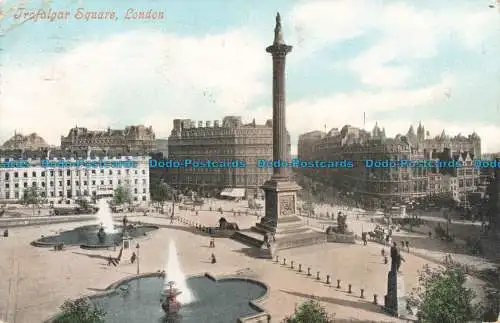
[{"x1": 1, "y1": 132, "x2": 49, "y2": 150}]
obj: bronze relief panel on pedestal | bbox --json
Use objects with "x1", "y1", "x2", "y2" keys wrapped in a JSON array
[{"x1": 279, "y1": 194, "x2": 295, "y2": 216}]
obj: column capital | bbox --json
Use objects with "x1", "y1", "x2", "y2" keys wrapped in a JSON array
[{"x1": 266, "y1": 44, "x2": 293, "y2": 57}]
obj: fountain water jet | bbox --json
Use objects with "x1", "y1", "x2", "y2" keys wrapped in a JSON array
[
  {"x1": 164, "y1": 240, "x2": 195, "y2": 304},
  {"x1": 96, "y1": 199, "x2": 117, "y2": 234}
]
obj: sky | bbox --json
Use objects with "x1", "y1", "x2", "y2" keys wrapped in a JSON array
[{"x1": 0, "y1": 0, "x2": 499, "y2": 155}]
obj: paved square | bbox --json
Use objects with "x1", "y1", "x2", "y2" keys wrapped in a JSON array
[{"x1": 0, "y1": 200, "x2": 491, "y2": 323}]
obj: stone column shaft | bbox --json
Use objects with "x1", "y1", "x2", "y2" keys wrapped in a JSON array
[{"x1": 272, "y1": 55, "x2": 287, "y2": 179}]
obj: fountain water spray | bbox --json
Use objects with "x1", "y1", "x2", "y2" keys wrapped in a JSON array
[
  {"x1": 96, "y1": 199, "x2": 116, "y2": 234},
  {"x1": 164, "y1": 240, "x2": 195, "y2": 304}
]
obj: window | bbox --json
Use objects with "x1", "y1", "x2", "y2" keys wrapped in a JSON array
[
  {"x1": 142, "y1": 179, "x2": 146, "y2": 184},
  {"x1": 23, "y1": 183, "x2": 28, "y2": 188},
  {"x1": 100, "y1": 180, "x2": 104, "y2": 185},
  {"x1": 75, "y1": 181, "x2": 79, "y2": 186},
  {"x1": 32, "y1": 182, "x2": 36, "y2": 187},
  {"x1": 50, "y1": 181, "x2": 54, "y2": 187},
  {"x1": 4, "y1": 173, "x2": 9, "y2": 180},
  {"x1": 41, "y1": 182, "x2": 46, "y2": 187},
  {"x1": 41, "y1": 171, "x2": 45, "y2": 177},
  {"x1": 5, "y1": 192, "x2": 9, "y2": 199},
  {"x1": 58, "y1": 191, "x2": 63, "y2": 197},
  {"x1": 134, "y1": 179, "x2": 138, "y2": 184},
  {"x1": 14, "y1": 192, "x2": 19, "y2": 199},
  {"x1": 109, "y1": 170, "x2": 113, "y2": 175},
  {"x1": 92, "y1": 180, "x2": 96, "y2": 185},
  {"x1": 58, "y1": 181, "x2": 62, "y2": 186},
  {"x1": 66, "y1": 170, "x2": 70, "y2": 176},
  {"x1": 92, "y1": 170, "x2": 96, "y2": 175},
  {"x1": 23, "y1": 172, "x2": 27, "y2": 178},
  {"x1": 117, "y1": 170, "x2": 121, "y2": 175},
  {"x1": 109, "y1": 180, "x2": 113, "y2": 185},
  {"x1": 14, "y1": 172, "x2": 18, "y2": 178},
  {"x1": 84, "y1": 181, "x2": 88, "y2": 186},
  {"x1": 14, "y1": 183, "x2": 18, "y2": 188},
  {"x1": 142, "y1": 188, "x2": 146, "y2": 194},
  {"x1": 135, "y1": 170, "x2": 138, "y2": 175},
  {"x1": 50, "y1": 170, "x2": 54, "y2": 176},
  {"x1": 5, "y1": 183, "x2": 9, "y2": 189},
  {"x1": 50, "y1": 192, "x2": 54, "y2": 197},
  {"x1": 118, "y1": 180, "x2": 121, "y2": 185},
  {"x1": 142, "y1": 196, "x2": 147, "y2": 201},
  {"x1": 58, "y1": 171, "x2": 62, "y2": 176},
  {"x1": 134, "y1": 188, "x2": 138, "y2": 194},
  {"x1": 100, "y1": 169, "x2": 104, "y2": 174},
  {"x1": 66, "y1": 180, "x2": 70, "y2": 186},
  {"x1": 32, "y1": 171, "x2": 36, "y2": 177},
  {"x1": 142, "y1": 170, "x2": 145, "y2": 175}
]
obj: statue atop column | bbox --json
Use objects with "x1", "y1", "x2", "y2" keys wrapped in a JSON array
[
  {"x1": 390, "y1": 242, "x2": 404, "y2": 272},
  {"x1": 273, "y1": 12, "x2": 284, "y2": 45}
]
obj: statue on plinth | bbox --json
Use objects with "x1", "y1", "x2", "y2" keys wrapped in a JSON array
[{"x1": 390, "y1": 242, "x2": 404, "y2": 272}]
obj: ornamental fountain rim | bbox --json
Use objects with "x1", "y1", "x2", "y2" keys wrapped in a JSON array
[{"x1": 43, "y1": 271, "x2": 271, "y2": 323}]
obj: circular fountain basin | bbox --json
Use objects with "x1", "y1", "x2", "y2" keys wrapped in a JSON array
[
  {"x1": 31, "y1": 224, "x2": 158, "y2": 249},
  {"x1": 51, "y1": 273, "x2": 268, "y2": 323}
]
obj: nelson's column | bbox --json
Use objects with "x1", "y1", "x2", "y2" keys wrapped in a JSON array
[{"x1": 248, "y1": 13, "x2": 326, "y2": 257}]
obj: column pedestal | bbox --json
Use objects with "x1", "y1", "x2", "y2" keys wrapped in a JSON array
[
  {"x1": 384, "y1": 270, "x2": 408, "y2": 318},
  {"x1": 236, "y1": 178, "x2": 326, "y2": 258}
]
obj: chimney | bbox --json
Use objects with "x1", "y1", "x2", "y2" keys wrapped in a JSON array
[
  {"x1": 206, "y1": 121, "x2": 212, "y2": 127},
  {"x1": 214, "y1": 120, "x2": 220, "y2": 127},
  {"x1": 198, "y1": 121, "x2": 203, "y2": 128}
]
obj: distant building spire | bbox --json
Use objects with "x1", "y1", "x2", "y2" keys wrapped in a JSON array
[{"x1": 273, "y1": 12, "x2": 284, "y2": 45}]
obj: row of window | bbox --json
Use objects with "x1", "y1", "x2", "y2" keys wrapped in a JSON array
[
  {"x1": 3, "y1": 168, "x2": 147, "y2": 180},
  {"x1": 4, "y1": 178, "x2": 147, "y2": 189},
  {"x1": 2, "y1": 190, "x2": 148, "y2": 200}
]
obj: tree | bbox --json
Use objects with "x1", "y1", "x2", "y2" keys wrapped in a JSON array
[
  {"x1": 150, "y1": 182, "x2": 170, "y2": 213},
  {"x1": 283, "y1": 299, "x2": 334, "y2": 323},
  {"x1": 113, "y1": 186, "x2": 131, "y2": 205},
  {"x1": 22, "y1": 186, "x2": 41, "y2": 216},
  {"x1": 409, "y1": 263, "x2": 481, "y2": 323},
  {"x1": 55, "y1": 298, "x2": 106, "y2": 323}
]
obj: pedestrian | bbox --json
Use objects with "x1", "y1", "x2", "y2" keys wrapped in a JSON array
[
  {"x1": 130, "y1": 252, "x2": 136, "y2": 264},
  {"x1": 107, "y1": 255, "x2": 113, "y2": 266},
  {"x1": 210, "y1": 253, "x2": 217, "y2": 264},
  {"x1": 405, "y1": 241, "x2": 409, "y2": 252}
]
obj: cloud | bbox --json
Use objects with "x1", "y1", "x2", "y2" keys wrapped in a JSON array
[
  {"x1": 290, "y1": 1, "x2": 499, "y2": 88},
  {"x1": 0, "y1": 29, "x2": 267, "y2": 144}
]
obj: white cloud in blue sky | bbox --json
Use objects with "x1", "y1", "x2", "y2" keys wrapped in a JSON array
[{"x1": 0, "y1": 0, "x2": 499, "y2": 154}]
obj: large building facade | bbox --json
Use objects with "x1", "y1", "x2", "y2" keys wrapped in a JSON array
[
  {"x1": 166, "y1": 116, "x2": 290, "y2": 198},
  {"x1": 1, "y1": 132, "x2": 50, "y2": 150},
  {"x1": 298, "y1": 123, "x2": 481, "y2": 206},
  {"x1": 60, "y1": 125, "x2": 155, "y2": 152},
  {"x1": 0, "y1": 149, "x2": 150, "y2": 204}
]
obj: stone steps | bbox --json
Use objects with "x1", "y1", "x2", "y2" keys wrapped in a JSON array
[{"x1": 231, "y1": 231, "x2": 263, "y2": 248}]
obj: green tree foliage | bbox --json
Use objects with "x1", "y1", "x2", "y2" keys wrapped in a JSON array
[
  {"x1": 283, "y1": 299, "x2": 334, "y2": 323},
  {"x1": 55, "y1": 298, "x2": 106, "y2": 323},
  {"x1": 151, "y1": 182, "x2": 170, "y2": 204},
  {"x1": 22, "y1": 186, "x2": 41, "y2": 216},
  {"x1": 409, "y1": 263, "x2": 481, "y2": 323},
  {"x1": 113, "y1": 186, "x2": 131, "y2": 205}
]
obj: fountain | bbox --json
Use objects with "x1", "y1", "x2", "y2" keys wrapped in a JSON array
[
  {"x1": 160, "y1": 281, "x2": 182, "y2": 318},
  {"x1": 164, "y1": 240, "x2": 195, "y2": 304},
  {"x1": 96, "y1": 199, "x2": 117, "y2": 234},
  {"x1": 31, "y1": 203, "x2": 158, "y2": 249}
]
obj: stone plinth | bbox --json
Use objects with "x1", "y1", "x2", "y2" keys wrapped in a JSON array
[
  {"x1": 384, "y1": 270, "x2": 407, "y2": 318},
  {"x1": 234, "y1": 179, "x2": 326, "y2": 258}
]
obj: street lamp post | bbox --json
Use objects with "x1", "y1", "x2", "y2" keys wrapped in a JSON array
[{"x1": 136, "y1": 243, "x2": 140, "y2": 274}]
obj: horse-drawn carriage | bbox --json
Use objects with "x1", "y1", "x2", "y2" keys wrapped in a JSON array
[{"x1": 367, "y1": 225, "x2": 386, "y2": 241}]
